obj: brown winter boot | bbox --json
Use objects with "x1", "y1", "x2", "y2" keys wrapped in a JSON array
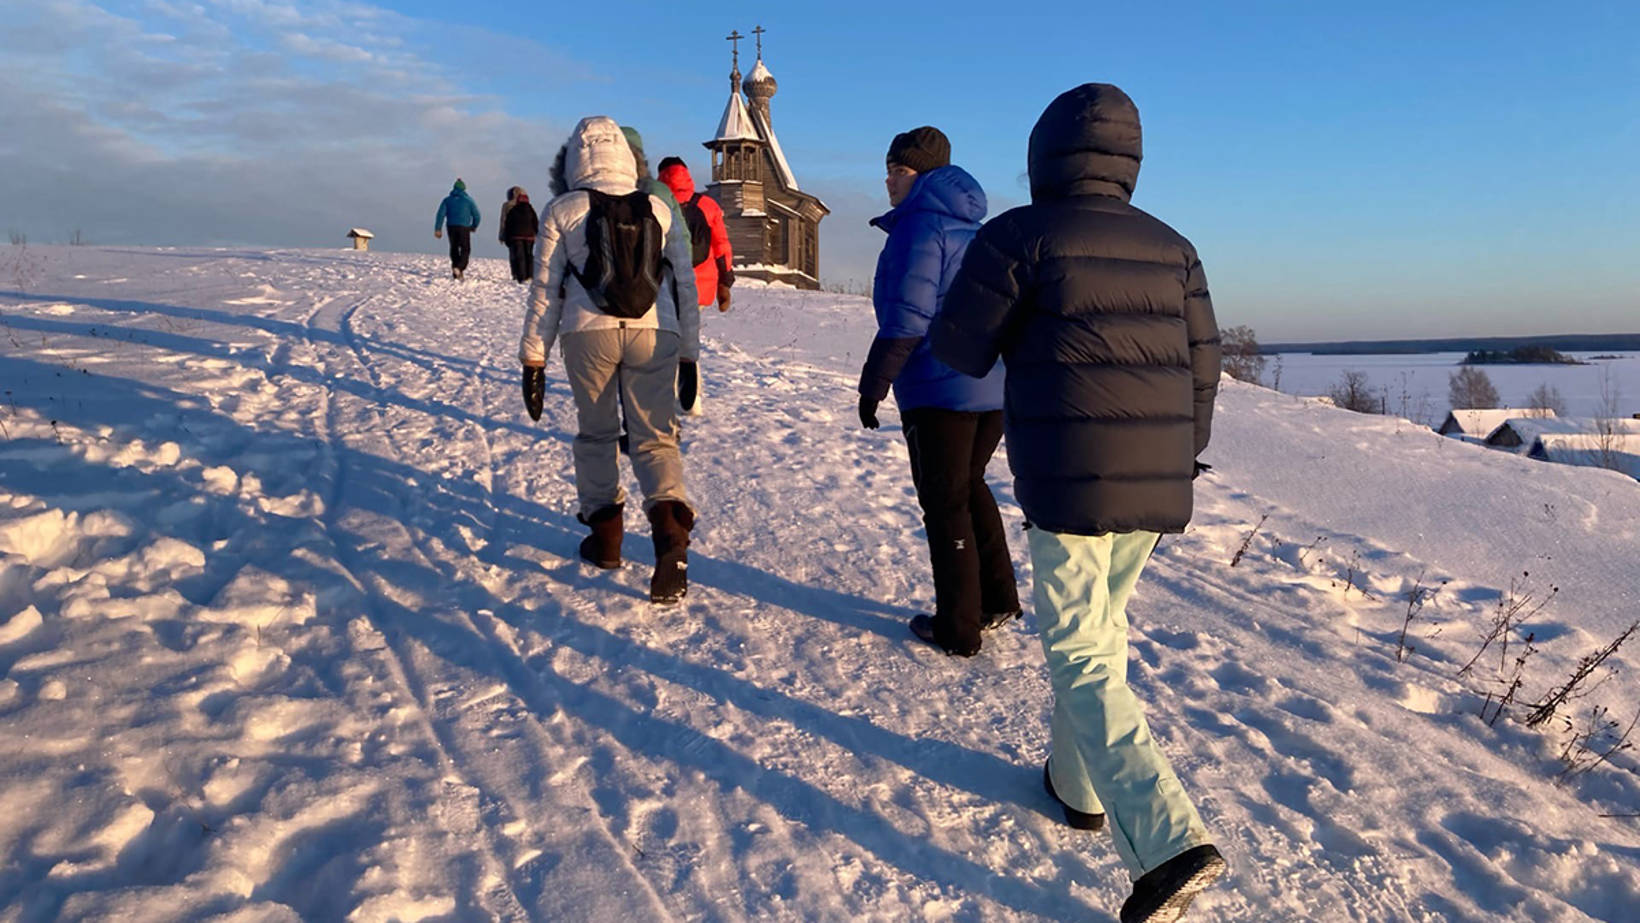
[
  {"x1": 646, "y1": 501, "x2": 694, "y2": 605},
  {"x1": 577, "y1": 504, "x2": 624, "y2": 569}
]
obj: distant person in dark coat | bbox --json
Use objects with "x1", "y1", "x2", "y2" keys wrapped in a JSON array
[
  {"x1": 434, "y1": 179, "x2": 481, "y2": 279},
  {"x1": 857, "y1": 126, "x2": 1016, "y2": 657},
  {"x1": 931, "y1": 84, "x2": 1226, "y2": 922},
  {"x1": 499, "y1": 186, "x2": 538, "y2": 283}
]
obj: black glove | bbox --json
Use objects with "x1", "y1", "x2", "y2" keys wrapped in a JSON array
[
  {"x1": 1193, "y1": 461, "x2": 1212, "y2": 480},
  {"x1": 522, "y1": 365, "x2": 545, "y2": 421},
  {"x1": 858, "y1": 395, "x2": 879, "y2": 430},
  {"x1": 678, "y1": 360, "x2": 698, "y2": 411}
]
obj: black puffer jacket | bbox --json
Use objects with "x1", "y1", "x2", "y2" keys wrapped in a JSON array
[{"x1": 931, "y1": 83, "x2": 1221, "y2": 536}]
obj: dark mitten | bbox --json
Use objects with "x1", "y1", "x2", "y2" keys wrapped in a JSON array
[
  {"x1": 858, "y1": 395, "x2": 880, "y2": 430},
  {"x1": 522, "y1": 365, "x2": 545, "y2": 421},
  {"x1": 1193, "y1": 461, "x2": 1212, "y2": 480},
  {"x1": 678, "y1": 360, "x2": 699, "y2": 411},
  {"x1": 716, "y1": 284, "x2": 732, "y2": 312}
]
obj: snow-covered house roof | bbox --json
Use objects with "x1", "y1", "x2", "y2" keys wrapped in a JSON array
[
  {"x1": 714, "y1": 91, "x2": 757, "y2": 142},
  {"x1": 1487, "y1": 416, "x2": 1640, "y2": 449},
  {"x1": 346, "y1": 228, "x2": 374, "y2": 239},
  {"x1": 1528, "y1": 433, "x2": 1640, "y2": 480},
  {"x1": 1438, "y1": 408, "x2": 1535, "y2": 438}
]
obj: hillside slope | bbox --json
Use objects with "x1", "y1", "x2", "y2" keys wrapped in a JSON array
[{"x1": 0, "y1": 247, "x2": 1636, "y2": 921}]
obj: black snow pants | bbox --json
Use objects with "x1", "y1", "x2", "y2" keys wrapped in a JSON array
[
  {"x1": 507, "y1": 238, "x2": 534, "y2": 282},
  {"x1": 447, "y1": 225, "x2": 473, "y2": 272},
  {"x1": 901, "y1": 408, "x2": 1020, "y2": 652}
]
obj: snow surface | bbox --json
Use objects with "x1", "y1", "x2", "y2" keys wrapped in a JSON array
[{"x1": 1, "y1": 246, "x2": 1638, "y2": 921}]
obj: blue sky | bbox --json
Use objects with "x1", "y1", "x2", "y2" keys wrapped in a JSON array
[{"x1": 2, "y1": 0, "x2": 1635, "y2": 340}]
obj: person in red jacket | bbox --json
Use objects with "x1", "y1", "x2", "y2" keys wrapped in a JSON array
[
  {"x1": 657, "y1": 157, "x2": 734, "y2": 313},
  {"x1": 657, "y1": 156, "x2": 733, "y2": 415}
]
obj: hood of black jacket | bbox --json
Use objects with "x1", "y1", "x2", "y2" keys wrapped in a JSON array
[
  {"x1": 870, "y1": 165, "x2": 987, "y2": 233},
  {"x1": 1027, "y1": 83, "x2": 1142, "y2": 203}
]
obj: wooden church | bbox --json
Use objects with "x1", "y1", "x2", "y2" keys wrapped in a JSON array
[{"x1": 703, "y1": 28, "x2": 828, "y2": 289}]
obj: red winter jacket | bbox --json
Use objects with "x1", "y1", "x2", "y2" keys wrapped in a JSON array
[{"x1": 658, "y1": 162, "x2": 733, "y2": 306}]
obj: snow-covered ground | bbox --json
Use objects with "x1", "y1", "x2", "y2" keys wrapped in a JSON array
[{"x1": 1, "y1": 246, "x2": 1637, "y2": 922}]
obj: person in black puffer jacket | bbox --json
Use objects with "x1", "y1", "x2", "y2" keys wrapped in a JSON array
[
  {"x1": 931, "y1": 83, "x2": 1225, "y2": 923},
  {"x1": 499, "y1": 186, "x2": 539, "y2": 283}
]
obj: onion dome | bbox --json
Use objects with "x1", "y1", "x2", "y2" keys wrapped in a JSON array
[{"x1": 742, "y1": 58, "x2": 777, "y2": 101}]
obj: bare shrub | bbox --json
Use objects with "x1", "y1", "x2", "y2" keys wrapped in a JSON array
[
  {"x1": 6, "y1": 240, "x2": 44, "y2": 292},
  {"x1": 1333, "y1": 549, "x2": 1373, "y2": 600},
  {"x1": 1386, "y1": 371, "x2": 1433, "y2": 425},
  {"x1": 1296, "y1": 535, "x2": 1327, "y2": 567},
  {"x1": 1448, "y1": 366, "x2": 1500, "y2": 410},
  {"x1": 1328, "y1": 370, "x2": 1379, "y2": 413},
  {"x1": 1526, "y1": 620, "x2": 1639, "y2": 728},
  {"x1": 1556, "y1": 704, "x2": 1639, "y2": 780},
  {"x1": 1230, "y1": 514, "x2": 1268, "y2": 568},
  {"x1": 821, "y1": 278, "x2": 870, "y2": 296},
  {"x1": 1459, "y1": 572, "x2": 1558, "y2": 679},
  {"x1": 1523, "y1": 382, "x2": 1567, "y2": 417},
  {"x1": 1396, "y1": 569, "x2": 1446, "y2": 663},
  {"x1": 1220, "y1": 325, "x2": 1266, "y2": 385},
  {"x1": 1594, "y1": 365, "x2": 1625, "y2": 471}
]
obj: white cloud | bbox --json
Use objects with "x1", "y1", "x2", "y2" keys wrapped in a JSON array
[
  {"x1": 0, "y1": 0, "x2": 579, "y2": 253},
  {"x1": 280, "y1": 32, "x2": 375, "y2": 64},
  {"x1": 0, "y1": 0, "x2": 884, "y2": 284}
]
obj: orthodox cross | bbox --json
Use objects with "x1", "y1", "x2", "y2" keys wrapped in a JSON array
[
  {"x1": 752, "y1": 25, "x2": 765, "y2": 58},
  {"x1": 726, "y1": 29, "x2": 743, "y2": 68}
]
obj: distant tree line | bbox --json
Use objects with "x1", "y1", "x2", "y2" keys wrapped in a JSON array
[
  {"x1": 1462, "y1": 346, "x2": 1583, "y2": 365},
  {"x1": 1213, "y1": 325, "x2": 1572, "y2": 424}
]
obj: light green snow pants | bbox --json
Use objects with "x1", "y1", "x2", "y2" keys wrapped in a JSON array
[{"x1": 1030, "y1": 527, "x2": 1213, "y2": 878}]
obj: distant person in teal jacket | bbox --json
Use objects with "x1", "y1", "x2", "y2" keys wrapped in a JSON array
[{"x1": 435, "y1": 179, "x2": 481, "y2": 280}]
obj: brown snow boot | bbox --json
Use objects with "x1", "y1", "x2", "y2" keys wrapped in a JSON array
[
  {"x1": 577, "y1": 504, "x2": 624, "y2": 569},
  {"x1": 647, "y1": 500, "x2": 694, "y2": 605}
]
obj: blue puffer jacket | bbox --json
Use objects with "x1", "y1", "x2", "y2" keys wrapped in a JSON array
[
  {"x1": 859, "y1": 166, "x2": 1004, "y2": 413},
  {"x1": 435, "y1": 186, "x2": 481, "y2": 231}
]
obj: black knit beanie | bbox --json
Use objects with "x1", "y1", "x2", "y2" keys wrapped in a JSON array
[{"x1": 886, "y1": 126, "x2": 950, "y2": 174}]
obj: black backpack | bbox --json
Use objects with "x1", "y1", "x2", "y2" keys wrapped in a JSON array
[
  {"x1": 504, "y1": 200, "x2": 538, "y2": 240},
  {"x1": 565, "y1": 190, "x2": 663, "y2": 319},
  {"x1": 681, "y1": 194, "x2": 713, "y2": 268}
]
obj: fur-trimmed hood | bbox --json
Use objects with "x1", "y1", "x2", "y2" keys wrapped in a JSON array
[{"x1": 550, "y1": 116, "x2": 637, "y2": 197}]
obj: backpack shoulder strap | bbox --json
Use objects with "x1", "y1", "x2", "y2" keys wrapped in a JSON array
[{"x1": 563, "y1": 189, "x2": 608, "y2": 293}]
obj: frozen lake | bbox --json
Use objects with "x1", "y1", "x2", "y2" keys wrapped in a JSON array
[{"x1": 1259, "y1": 351, "x2": 1640, "y2": 424}]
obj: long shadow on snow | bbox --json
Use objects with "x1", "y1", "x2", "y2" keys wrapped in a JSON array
[
  {"x1": 362, "y1": 580, "x2": 1106, "y2": 920},
  {"x1": 1, "y1": 313, "x2": 564, "y2": 443},
  {"x1": 0, "y1": 354, "x2": 907, "y2": 640},
  {"x1": 2, "y1": 364, "x2": 1104, "y2": 916},
  {"x1": 0, "y1": 289, "x2": 504, "y2": 388}
]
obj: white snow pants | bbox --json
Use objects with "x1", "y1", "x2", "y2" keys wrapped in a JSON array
[
  {"x1": 1030, "y1": 527, "x2": 1213, "y2": 879},
  {"x1": 560, "y1": 327, "x2": 689, "y2": 518}
]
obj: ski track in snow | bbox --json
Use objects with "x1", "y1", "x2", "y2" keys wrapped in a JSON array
[{"x1": 0, "y1": 247, "x2": 1637, "y2": 921}]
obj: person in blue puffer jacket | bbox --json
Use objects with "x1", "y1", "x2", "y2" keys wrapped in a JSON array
[
  {"x1": 857, "y1": 126, "x2": 1017, "y2": 657},
  {"x1": 434, "y1": 178, "x2": 481, "y2": 279}
]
